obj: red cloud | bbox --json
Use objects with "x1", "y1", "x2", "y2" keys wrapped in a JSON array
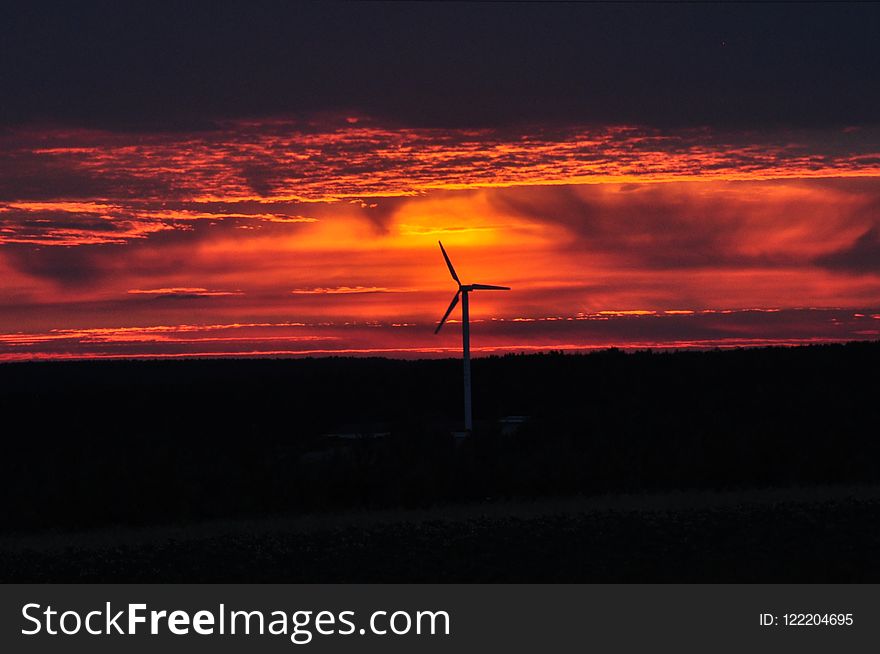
[{"x1": 1, "y1": 117, "x2": 880, "y2": 359}]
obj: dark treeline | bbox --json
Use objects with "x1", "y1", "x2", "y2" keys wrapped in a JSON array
[{"x1": 2, "y1": 341, "x2": 879, "y2": 532}]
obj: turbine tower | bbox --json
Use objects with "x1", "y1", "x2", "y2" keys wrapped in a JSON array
[{"x1": 434, "y1": 241, "x2": 510, "y2": 431}]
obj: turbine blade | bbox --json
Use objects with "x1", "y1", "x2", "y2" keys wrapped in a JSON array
[
  {"x1": 438, "y1": 241, "x2": 460, "y2": 284},
  {"x1": 434, "y1": 291, "x2": 460, "y2": 334},
  {"x1": 471, "y1": 283, "x2": 511, "y2": 291}
]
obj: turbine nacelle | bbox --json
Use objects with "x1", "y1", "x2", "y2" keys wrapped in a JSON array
[{"x1": 434, "y1": 242, "x2": 510, "y2": 334}]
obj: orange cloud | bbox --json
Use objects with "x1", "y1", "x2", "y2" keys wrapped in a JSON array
[
  {"x1": 291, "y1": 286, "x2": 405, "y2": 295},
  {"x1": 2, "y1": 118, "x2": 878, "y2": 246},
  {"x1": 127, "y1": 287, "x2": 243, "y2": 297},
  {"x1": 1, "y1": 118, "x2": 880, "y2": 360}
]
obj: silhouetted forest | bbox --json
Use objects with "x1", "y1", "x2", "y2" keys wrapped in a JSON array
[{"x1": 2, "y1": 341, "x2": 880, "y2": 533}]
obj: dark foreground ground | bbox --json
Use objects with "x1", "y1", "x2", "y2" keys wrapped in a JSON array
[
  {"x1": 2, "y1": 342, "x2": 880, "y2": 581},
  {"x1": 3, "y1": 485, "x2": 879, "y2": 582}
]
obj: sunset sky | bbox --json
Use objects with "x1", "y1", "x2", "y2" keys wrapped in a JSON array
[{"x1": 2, "y1": 3, "x2": 879, "y2": 360}]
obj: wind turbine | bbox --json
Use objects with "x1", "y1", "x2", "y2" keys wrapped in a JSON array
[{"x1": 434, "y1": 241, "x2": 510, "y2": 432}]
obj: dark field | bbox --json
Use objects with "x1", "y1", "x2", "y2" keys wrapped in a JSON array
[
  {"x1": 2, "y1": 342, "x2": 880, "y2": 581},
  {"x1": 3, "y1": 487, "x2": 879, "y2": 582}
]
